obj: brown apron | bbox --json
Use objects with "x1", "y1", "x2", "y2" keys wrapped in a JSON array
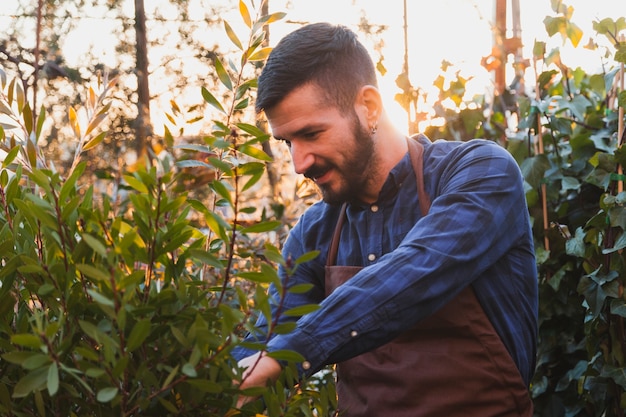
[{"x1": 324, "y1": 138, "x2": 533, "y2": 416}]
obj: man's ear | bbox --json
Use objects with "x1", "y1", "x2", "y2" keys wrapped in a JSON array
[{"x1": 355, "y1": 85, "x2": 382, "y2": 126}]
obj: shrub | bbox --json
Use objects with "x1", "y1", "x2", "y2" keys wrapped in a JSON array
[{"x1": 0, "y1": 3, "x2": 334, "y2": 416}]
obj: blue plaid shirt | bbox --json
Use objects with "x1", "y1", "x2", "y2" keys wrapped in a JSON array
[{"x1": 236, "y1": 136, "x2": 538, "y2": 386}]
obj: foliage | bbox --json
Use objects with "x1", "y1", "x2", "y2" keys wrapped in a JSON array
[
  {"x1": 423, "y1": 4, "x2": 626, "y2": 416},
  {"x1": 526, "y1": 13, "x2": 626, "y2": 416},
  {"x1": 0, "y1": 2, "x2": 334, "y2": 416},
  {"x1": 3, "y1": 0, "x2": 626, "y2": 416},
  {"x1": 0, "y1": 0, "x2": 239, "y2": 178}
]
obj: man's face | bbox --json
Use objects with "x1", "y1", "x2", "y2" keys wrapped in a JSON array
[{"x1": 266, "y1": 83, "x2": 377, "y2": 204}]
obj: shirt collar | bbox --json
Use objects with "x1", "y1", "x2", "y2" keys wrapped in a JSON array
[
  {"x1": 349, "y1": 150, "x2": 412, "y2": 209},
  {"x1": 378, "y1": 151, "x2": 412, "y2": 202}
]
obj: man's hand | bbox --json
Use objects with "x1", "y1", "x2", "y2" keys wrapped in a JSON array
[{"x1": 236, "y1": 351, "x2": 282, "y2": 408}]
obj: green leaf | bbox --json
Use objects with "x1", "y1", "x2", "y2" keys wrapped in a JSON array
[
  {"x1": 81, "y1": 233, "x2": 107, "y2": 257},
  {"x1": 86, "y1": 289, "x2": 115, "y2": 308},
  {"x1": 214, "y1": 58, "x2": 233, "y2": 91},
  {"x1": 236, "y1": 271, "x2": 276, "y2": 284},
  {"x1": 272, "y1": 322, "x2": 297, "y2": 334},
  {"x1": 17, "y1": 264, "x2": 46, "y2": 274},
  {"x1": 176, "y1": 159, "x2": 213, "y2": 170},
  {"x1": 239, "y1": 220, "x2": 282, "y2": 234},
  {"x1": 23, "y1": 354, "x2": 51, "y2": 370},
  {"x1": 532, "y1": 40, "x2": 545, "y2": 59},
  {"x1": 288, "y1": 283, "x2": 314, "y2": 294},
  {"x1": 47, "y1": 362, "x2": 59, "y2": 396},
  {"x1": 565, "y1": 227, "x2": 586, "y2": 257},
  {"x1": 577, "y1": 268, "x2": 620, "y2": 319},
  {"x1": 123, "y1": 174, "x2": 149, "y2": 194},
  {"x1": 23, "y1": 102, "x2": 32, "y2": 135},
  {"x1": 201, "y1": 87, "x2": 226, "y2": 114},
  {"x1": 204, "y1": 210, "x2": 231, "y2": 244},
  {"x1": 238, "y1": 144, "x2": 272, "y2": 161},
  {"x1": 83, "y1": 131, "x2": 107, "y2": 151},
  {"x1": 158, "y1": 397, "x2": 179, "y2": 413},
  {"x1": 126, "y1": 319, "x2": 151, "y2": 352},
  {"x1": 252, "y1": 12, "x2": 286, "y2": 34},
  {"x1": 11, "y1": 334, "x2": 42, "y2": 349},
  {"x1": 266, "y1": 349, "x2": 305, "y2": 363},
  {"x1": 96, "y1": 387, "x2": 118, "y2": 403},
  {"x1": 520, "y1": 154, "x2": 550, "y2": 190},
  {"x1": 2, "y1": 351, "x2": 38, "y2": 365},
  {"x1": 182, "y1": 363, "x2": 197, "y2": 377},
  {"x1": 283, "y1": 304, "x2": 321, "y2": 317},
  {"x1": 224, "y1": 20, "x2": 243, "y2": 50},
  {"x1": 248, "y1": 47, "x2": 272, "y2": 62},
  {"x1": 208, "y1": 157, "x2": 234, "y2": 176},
  {"x1": 2, "y1": 145, "x2": 20, "y2": 168},
  {"x1": 234, "y1": 97, "x2": 249, "y2": 110},
  {"x1": 210, "y1": 180, "x2": 233, "y2": 207},
  {"x1": 610, "y1": 299, "x2": 626, "y2": 318},
  {"x1": 295, "y1": 250, "x2": 320, "y2": 265},
  {"x1": 161, "y1": 365, "x2": 180, "y2": 390},
  {"x1": 12, "y1": 367, "x2": 48, "y2": 398},
  {"x1": 188, "y1": 249, "x2": 224, "y2": 269},
  {"x1": 236, "y1": 123, "x2": 267, "y2": 138},
  {"x1": 78, "y1": 320, "x2": 119, "y2": 349},
  {"x1": 76, "y1": 264, "x2": 110, "y2": 282},
  {"x1": 59, "y1": 161, "x2": 86, "y2": 202},
  {"x1": 242, "y1": 169, "x2": 264, "y2": 192},
  {"x1": 262, "y1": 244, "x2": 285, "y2": 266},
  {"x1": 85, "y1": 368, "x2": 106, "y2": 378},
  {"x1": 555, "y1": 360, "x2": 587, "y2": 391},
  {"x1": 174, "y1": 143, "x2": 213, "y2": 153}
]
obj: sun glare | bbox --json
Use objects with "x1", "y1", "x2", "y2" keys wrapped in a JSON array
[{"x1": 2, "y1": 0, "x2": 622, "y2": 137}]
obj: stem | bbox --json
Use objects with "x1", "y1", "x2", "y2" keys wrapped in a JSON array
[
  {"x1": 143, "y1": 180, "x2": 164, "y2": 301},
  {"x1": 218, "y1": 166, "x2": 240, "y2": 305},
  {"x1": 533, "y1": 56, "x2": 550, "y2": 252}
]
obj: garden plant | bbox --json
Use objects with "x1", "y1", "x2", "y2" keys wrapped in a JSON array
[{"x1": 0, "y1": 1, "x2": 626, "y2": 416}]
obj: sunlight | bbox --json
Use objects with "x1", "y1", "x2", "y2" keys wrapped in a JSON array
[{"x1": 2, "y1": 0, "x2": 622, "y2": 137}]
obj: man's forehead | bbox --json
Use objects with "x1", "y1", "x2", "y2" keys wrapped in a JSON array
[{"x1": 265, "y1": 90, "x2": 336, "y2": 137}]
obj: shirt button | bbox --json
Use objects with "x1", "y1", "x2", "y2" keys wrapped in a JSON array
[
  {"x1": 350, "y1": 330, "x2": 358, "y2": 337},
  {"x1": 368, "y1": 253, "x2": 376, "y2": 261},
  {"x1": 371, "y1": 205, "x2": 379, "y2": 212}
]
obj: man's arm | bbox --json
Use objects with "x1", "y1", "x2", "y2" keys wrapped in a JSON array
[{"x1": 263, "y1": 141, "x2": 534, "y2": 375}]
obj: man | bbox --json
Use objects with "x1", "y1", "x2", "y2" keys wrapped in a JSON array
[{"x1": 233, "y1": 22, "x2": 537, "y2": 416}]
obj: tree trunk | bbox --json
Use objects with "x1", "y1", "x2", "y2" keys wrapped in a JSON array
[
  {"x1": 494, "y1": 0, "x2": 506, "y2": 95},
  {"x1": 134, "y1": 0, "x2": 152, "y2": 162}
]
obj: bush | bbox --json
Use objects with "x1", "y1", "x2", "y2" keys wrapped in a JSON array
[{"x1": 0, "y1": 4, "x2": 334, "y2": 416}]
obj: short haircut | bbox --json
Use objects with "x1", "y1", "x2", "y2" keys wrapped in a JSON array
[{"x1": 255, "y1": 22, "x2": 377, "y2": 115}]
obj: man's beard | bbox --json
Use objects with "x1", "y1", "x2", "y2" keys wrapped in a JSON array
[{"x1": 306, "y1": 117, "x2": 376, "y2": 205}]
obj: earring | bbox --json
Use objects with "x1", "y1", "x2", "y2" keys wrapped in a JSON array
[{"x1": 370, "y1": 122, "x2": 378, "y2": 135}]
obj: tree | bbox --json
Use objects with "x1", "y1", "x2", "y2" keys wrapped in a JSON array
[{"x1": 0, "y1": 0, "x2": 233, "y2": 177}]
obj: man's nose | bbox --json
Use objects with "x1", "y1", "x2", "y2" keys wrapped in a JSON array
[{"x1": 290, "y1": 142, "x2": 315, "y2": 175}]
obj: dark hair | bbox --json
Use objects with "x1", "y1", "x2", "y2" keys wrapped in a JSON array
[{"x1": 255, "y1": 22, "x2": 377, "y2": 114}]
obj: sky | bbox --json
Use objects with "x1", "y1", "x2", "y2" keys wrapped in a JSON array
[
  {"x1": 258, "y1": 0, "x2": 624, "y2": 128},
  {"x1": 3, "y1": 0, "x2": 625, "y2": 131}
]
